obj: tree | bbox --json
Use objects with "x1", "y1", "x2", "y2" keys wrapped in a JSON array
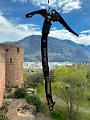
[
  {"x1": 27, "y1": 72, "x2": 44, "y2": 88},
  {"x1": 53, "y1": 65, "x2": 87, "y2": 120},
  {"x1": 85, "y1": 65, "x2": 90, "y2": 101},
  {"x1": 23, "y1": 68, "x2": 30, "y2": 85}
]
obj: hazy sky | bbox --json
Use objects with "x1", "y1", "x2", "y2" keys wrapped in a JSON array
[{"x1": 0, "y1": 0, "x2": 90, "y2": 45}]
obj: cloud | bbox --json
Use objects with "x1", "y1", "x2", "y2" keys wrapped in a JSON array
[
  {"x1": 0, "y1": 11, "x2": 4, "y2": 15},
  {"x1": 49, "y1": 29, "x2": 90, "y2": 45},
  {"x1": 62, "y1": 0, "x2": 81, "y2": 13},
  {"x1": 12, "y1": 0, "x2": 28, "y2": 3},
  {"x1": 0, "y1": 15, "x2": 40, "y2": 42},
  {"x1": 0, "y1": 11, "x2": 90, "y2": 45},
  {"x1": 81, "y1": 30, "x2": 90, "y2": 34},
  {"x1": 12, "y1": 0, "x2": 82, "y2": 13},
  {"x1": 46, "y1": 29, "x2": 90, "y2": 45}
]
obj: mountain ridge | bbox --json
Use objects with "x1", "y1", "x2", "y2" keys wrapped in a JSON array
[{"x1": 3, "y1": 35, "x2": 90, "y2": 62}]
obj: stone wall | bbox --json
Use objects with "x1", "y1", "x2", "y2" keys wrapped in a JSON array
[
  {"x1": 0, "y1": 44, "x2": 24, "y2": 107},
  {"x1": 0, "y1": 48, "x2": 5, "y2": 107},
  {"x1": 0, "y1": 44, "x2": 24, "y2": 87}
]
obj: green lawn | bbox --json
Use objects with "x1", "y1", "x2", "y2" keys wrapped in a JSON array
[
  {"x1": 81, "y1": 113, "x2": 90, "y2": 120},
  {"x1": 37, "y1": 83, "x2": 45, "y2": 98},
  {"x1": 50, "y1": 105, "x2": 69, "y2": 120}
]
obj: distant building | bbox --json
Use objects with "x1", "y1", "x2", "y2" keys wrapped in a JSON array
[{"x1": 0, "y1": 44, "x2": 24, "y2": 107}]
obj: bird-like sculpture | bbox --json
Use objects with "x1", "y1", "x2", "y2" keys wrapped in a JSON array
[{"x1": 26, "y1": 8, "x2": 78, "y2": 111}]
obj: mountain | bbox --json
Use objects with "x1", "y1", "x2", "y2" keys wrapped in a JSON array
[{"x1": 3, "y1": 35, "x2": 90, "y2": 62}]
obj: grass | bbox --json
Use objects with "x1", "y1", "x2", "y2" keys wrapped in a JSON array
[
  {"x1": 81, "y1": 112, "x2": 90, "y2": 120},
  {"x1": 37, "y1": 83, "x2": 90, "y2": 120},
  {"x1": 50, "y1": 105, "x2": 69, "y2": 120},
  {"x1": 79, "y1": 88, "x2": 90, "y2": 109},
  {"x1": 79, "y1": 99, "x2": 90, "y2": 110},
  {"x1": 37, "y1": 83, "x2": 45, "y2": 98},
  {"x1": 41, "y1": 102, "x2": 69, "y2": 120},
  {"x1": 41, "y1": 103, "x2": 90, "y2": 120}
]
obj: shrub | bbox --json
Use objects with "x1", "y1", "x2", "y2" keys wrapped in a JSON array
[
  {"x1": 14, "y1": 88, "x2": 26, "y2": 98},
  {"x1": 27, "y1": 72, "x2": 44, "y2": 88},
  {"x1": 0, "y1": 111, "x2": 9, "y2": 120},
  {"x1": 0, "y1": 99, "x2": 10, "y2": 120},
  {"x1": 5, "y1": 87, "x2": 12, "y2": 93},
  {"x1": 25, "y1": 95, "x2": 41, "y2": 112}
]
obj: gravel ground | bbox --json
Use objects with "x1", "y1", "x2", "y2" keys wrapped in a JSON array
[
  {"x1": 35, "y1": 113, "x2": 52, "y2": 120},
  {"x1": 7, "y1": 99, "x2": 35, "y2": 120},
  {"x1": 7, "y1": 99, "x2": 52, "y2": 120}
]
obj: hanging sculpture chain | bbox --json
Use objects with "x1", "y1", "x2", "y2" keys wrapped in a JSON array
[
  {"x1": 25, "y1": 1, "x2": 78, "y2": 111},
  {"x1": 48, "y1": 0, "x2": 49, "y2": 4}
]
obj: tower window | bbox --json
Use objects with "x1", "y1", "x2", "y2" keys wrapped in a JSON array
[
  {"x1": 10, "y1": 58, "x2": 13, "y2": 63},
  {"x1": 17, "y1": 47, "x2": 19, "y2": 52},
  {"x1": 8, "y1": 81, "x2": 10, "y2": 84},
  {"x1": 6, "y1": 49, "x2": 9, "y2": 52}
]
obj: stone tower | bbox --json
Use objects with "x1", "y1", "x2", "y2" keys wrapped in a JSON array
[
  {"x1": 0, "y1": 48, "x2": 5, "y2": 107},
  {"x1": 0, "y1": 44, "x2": 24, "y2": 87}
]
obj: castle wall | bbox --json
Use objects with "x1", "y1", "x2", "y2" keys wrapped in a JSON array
[
  {"x1": 0, "y1": 48, "x2": 5, "y2": 107},
  {"x1": 0, "y1": 44, "x2": 24, "y2": 87}
]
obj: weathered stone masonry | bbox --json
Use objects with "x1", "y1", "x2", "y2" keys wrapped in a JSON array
[
  {"x1": 0, "y1": 44, "x2": 24, "y2": 107},
  {"x1": 0, "y1": 48, "x2": 5, "y2": 108}
]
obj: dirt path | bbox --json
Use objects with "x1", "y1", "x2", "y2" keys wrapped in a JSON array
[
  {"x1": 7, "y1": 99, "x2": 35, "y2": 120},
  {"x1": 54, "y1": 95, "x2": 90, "y2": 113},
  {"x1": 35, "y1": 113, "x2": 52, "y2": 120},
  {"x1": 7, "y1": 97, "x2": 90, "y2": 120},
  {"x1": 78, "y1": 106, "x2": 90, "y2": 113},
  {"x1": 7, "y1": 99, "x2": 52, "y2": 120}
]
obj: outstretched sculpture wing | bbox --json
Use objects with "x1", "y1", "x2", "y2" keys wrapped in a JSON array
[
  {"x1": 59, "y1": 14, "x2": 79, "y2": 36},
  {"x1": 50, "y1": 10, "x2": 78, "y2": 36},
  {"x1": 26, "y1": 9, "x2": 47, "y2": 18}
]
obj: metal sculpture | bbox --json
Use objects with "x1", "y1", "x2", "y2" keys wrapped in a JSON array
[{"x1": 25, "y1": 5, "x2": 78, "y2": 111}]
